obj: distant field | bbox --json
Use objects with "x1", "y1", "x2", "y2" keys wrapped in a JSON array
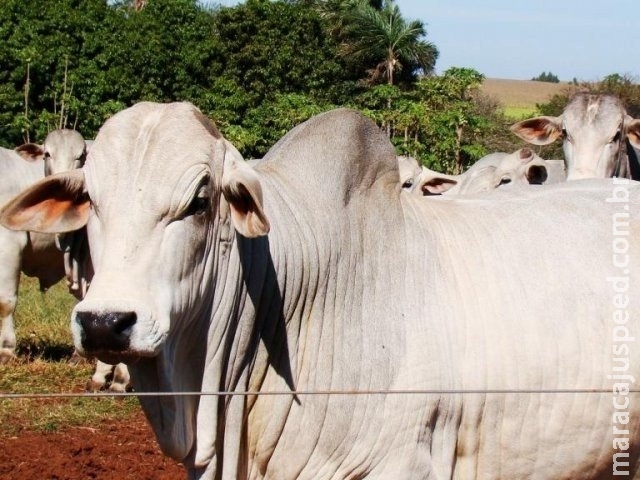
[{"x1": 480, "y1": 78, "x2": 571, "y2": 118}]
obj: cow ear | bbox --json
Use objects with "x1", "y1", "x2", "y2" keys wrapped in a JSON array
[
  {"x1": 510, "y1": 116, "x2": 563, "y2": 145},
  {"x1": 0, "y1": 170, "x2": 90, "y2": 233},
  {"x1": 625, "y1": 116, "x2": 640, "y2": 149},
  {"x1": 15, "y1": 143, "x2": 44, "y2": 162},
  {"x1": 221, "y1": 141, "x2": 270, "y2": 238},
  {"x1": 421, "y1": 177, "x2": 458, "y2": 195}
]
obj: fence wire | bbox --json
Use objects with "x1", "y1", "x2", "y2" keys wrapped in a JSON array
[{"x1": 1, "y1": 387, "x2": 639, "y2": 399}]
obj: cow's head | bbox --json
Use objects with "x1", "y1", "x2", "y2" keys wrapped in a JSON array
[
  {"x1": 510, "y1": 93, "x2": 640, "y2": 180},
  {"x1": 492, "y1": 148, "x2": 548, "y2": 187},
  {"x1": 0, "y1": 102, "x2": 269, "y2": 366},
  {"x1": 414, "y1": 148, "x2": 548, "y2": 196},
  {"x1": 15, "y1": 129, "x2": 89, "y2": 176}
]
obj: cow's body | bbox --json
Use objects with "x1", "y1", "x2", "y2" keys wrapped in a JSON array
[
  {"x1": 511, "y1": 92, "x2": 640, "y2": 180},
  {"x1": 2, "y1": 103, "x2": 639, "y2": 479},
  {"x1": 0, "y1": 147, "x2": 65, "y2": 362}
]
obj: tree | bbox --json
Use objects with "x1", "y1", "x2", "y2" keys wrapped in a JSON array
[
  {"x1": 415, "y1": 67, "x2": 487, "y2": 173},
  {"x1": 340, "y1": 0, "x2": 438, "y2": 87},
  {"x1": 532, "y1": 71, "x2": 559, "y2": 83},
  {"x1": 208, "y1": 0, "x2": 360, "y2": 156}
]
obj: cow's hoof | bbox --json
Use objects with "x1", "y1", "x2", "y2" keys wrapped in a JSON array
[
  {"x1": 0, "y1": 349, "x2": 16, "y2": 364},
  {"x1": 109, "y1": 382, "x2": 128, "y2": 393},
  {"x1": 86, "y1": 378, "x2": 106, "y2": 392}
]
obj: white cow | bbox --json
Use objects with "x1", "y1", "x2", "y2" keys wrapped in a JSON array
[
  {"x1": 0, "y1": 147, "x2": 64, "y2": 363},
  {"x1": 511, "y1": 92, "x2": 640, "y2": 180},
  {"x1": 0, "y1": 130, "x2": 91, "y2": 363},
  {"x1": 2, "y1": 103, "x2": 639, "y2": 479},
  {"x1": 0, "y1": 130, "x2": 128, "y2": 391},
  {"x1": 409, "y1": 148, "x2": 551, "y2": 195}
]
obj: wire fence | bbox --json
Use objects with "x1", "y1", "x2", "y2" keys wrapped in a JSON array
[{"x1": 1, "y1": 387, "x2": 638, "y2": 399}]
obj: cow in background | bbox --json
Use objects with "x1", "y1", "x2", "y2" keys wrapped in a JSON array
[
  {"x1": 0, "y1": 130, "x2": 128, "y2": 391},
  {"x1": 510, "y1": 92, "x2": 640, "y2": 180},
  {"x1": 402, "y1": 148, "x2": 553, "y2": 196}
]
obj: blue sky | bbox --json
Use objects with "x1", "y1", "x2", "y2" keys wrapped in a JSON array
[{"x1": 213, "y1": 0, "x2": 640, "y2": 82}]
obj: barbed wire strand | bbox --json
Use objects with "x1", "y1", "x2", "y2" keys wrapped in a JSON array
[{"x1": 1, "y1": 388, "x2": 640, "y2": 399}]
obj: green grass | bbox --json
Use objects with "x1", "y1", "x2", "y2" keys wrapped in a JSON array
[
  {"x1": 1, "y1": 276, "x2": 141, "y2": 435},
  {"x1": 503, "y1": 105, "x2": 539, "y2": 120},
  {"x1": 13, "y1": 275, "x2": 78, "y2": 359}
]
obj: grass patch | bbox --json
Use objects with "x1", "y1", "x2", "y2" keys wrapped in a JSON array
[
  {"x1": 503, "y1": 105, "x2": 539, "y2": 120},
  {"x1": 0, "y1": 359, "x2": 140, "y2": 435},
  {"x1": 14, "y1": 275, "x2": 78, "y2": 360}
]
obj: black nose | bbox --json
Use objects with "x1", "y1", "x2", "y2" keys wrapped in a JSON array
[{"x1": 76, "y1": 311, "x2": 137, "y2": 352}]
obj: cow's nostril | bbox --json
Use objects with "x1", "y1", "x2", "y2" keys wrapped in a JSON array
[
  {"x1": 76, "y1": 311, "x2": 137, "y2": 352},
  {"x1": 113, "y1": 312, "x2": 136, "y2": 335}
]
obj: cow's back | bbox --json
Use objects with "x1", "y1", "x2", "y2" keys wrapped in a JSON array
[{"x1": 402, "y1": 180, "x2": 640, "y2": 478}]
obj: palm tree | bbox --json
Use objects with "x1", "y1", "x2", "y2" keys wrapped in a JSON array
[{"x1": 341, "y1": 0, "x2": 438, "y2": 86}]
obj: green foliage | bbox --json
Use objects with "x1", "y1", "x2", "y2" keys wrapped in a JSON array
[
  {"x1": 0, "y1": 0, "x2": 219, "y2": 145},
  {"x1": 356, "y1": 67, "x2": 489, "y2": 173},
  {"x1": 338, "y1": 0, "x2": 438, "y2": 86},
  {"x1": 6, "y1": 0, "x2": 636, "y2": 173},
  {"x1": 204, "y1": 0, "x2": 360, "y2": 157},
  {"x1": 531, "y1": 71, "x2": 559, "y2": 83}
]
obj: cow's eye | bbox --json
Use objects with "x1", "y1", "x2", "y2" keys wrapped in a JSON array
[
  {"x1": 184, "y1": 193, "x2": 209, "y2": 217},
  {"x1": 44, "y1": 151, "x2": 51, "y2": 159},
  {"x1": 499, "y1": 177, "x2": 511, "y2": 186},
  {"x1": 402, "y1": 179, "x2": 414, "y2": 189},
  {"x1": 611, "y1": 130, "x2": 621, "y2": 143}
]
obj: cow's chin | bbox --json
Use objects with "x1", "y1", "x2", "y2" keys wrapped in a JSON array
[{"x1": 94, "y1": 351, "x2": 144, "y2": 365}]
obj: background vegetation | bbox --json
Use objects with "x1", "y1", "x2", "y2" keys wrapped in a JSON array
[{"x1": 4, "y1": 0, "x2": 636, "y2": 174}]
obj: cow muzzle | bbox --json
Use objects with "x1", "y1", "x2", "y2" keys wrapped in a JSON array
[{"x1": 74, "y1": 310, "x2": 136, "y2": 353}]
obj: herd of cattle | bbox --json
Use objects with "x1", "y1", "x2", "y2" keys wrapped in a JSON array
[{"x1": 0, "y1": 92, "x2": 639, "y2": 478}]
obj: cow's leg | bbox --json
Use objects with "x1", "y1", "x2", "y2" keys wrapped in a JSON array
[
  {"x1": 87, "y1": 360, "x2": 115, "y2": 391},
  {"x1": 109, "y1": 363, "x2": 131, "y2": 393},
  {"x1": 0, "y1": 297, "x2": 17, "y2": 363},
  {"x1": 0, "y1": 239, "x2": 22, "y2": 364}
]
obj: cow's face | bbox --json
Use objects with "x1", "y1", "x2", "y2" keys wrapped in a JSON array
[
  {"x1": 0, "y1": 102, "x2": 269, "y2": 365},
  {"x1": 42, "y1": 129, "x2": 88, "y2": 176},
  {"x1": 510, "y1": 94, "x2": 639, "y2": 180},
  {"x1": 560, "y1": 94, "x2": 626, "y2": 180},
  {"x1": 492, "y1": 148, "x2": 548, "y2": 188},
  {"x1": 15, "y1": 129, "x2": 88, "y2": 176}
]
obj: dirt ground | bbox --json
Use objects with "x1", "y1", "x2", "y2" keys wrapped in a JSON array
[{"x1": 0, "y1": 410, "x2": 186, "y2": 480}]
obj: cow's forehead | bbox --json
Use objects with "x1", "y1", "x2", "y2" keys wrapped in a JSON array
[
  {"x1": 85, "y1": 103, "x2": 218, "y2": 212},
  {"x1": 563, "y1": 94, "x2": 625, "y2": 132}
]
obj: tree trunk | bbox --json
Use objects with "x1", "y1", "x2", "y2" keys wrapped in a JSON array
[{"x1": 453, "y1": 125, "x2": 463, "y2": 174}]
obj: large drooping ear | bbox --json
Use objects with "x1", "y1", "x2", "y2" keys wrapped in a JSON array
[
  {"x1": 0, "y1": 169, "x2": 90, "y2": 233},
  {"x1": 15, "y1": 143, "x2": 44, "y2": 162},
  {"x1": 510, "y1": 116, "x2": 563, "y2": 145},
  {"x1": 221, "y1": 140, "x2": 270, "y2": 238},
  {"x1": 626, "y1": 116, "x2": 640, "y2": 149}
]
